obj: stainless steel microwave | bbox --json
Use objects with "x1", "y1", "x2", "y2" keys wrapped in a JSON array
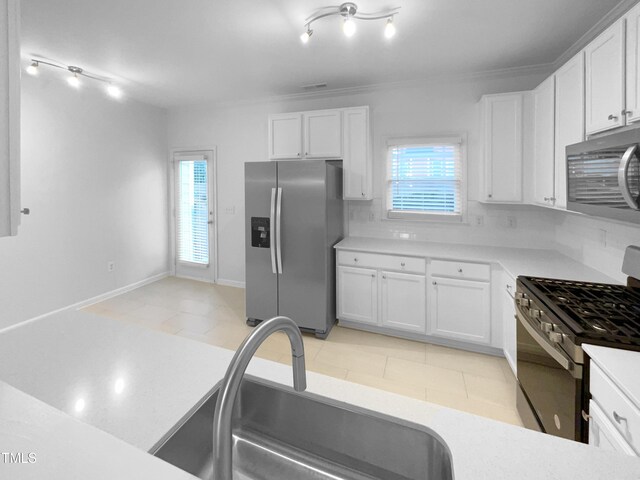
[{"x1": 567, "y1": 129, "x2": 640, "y2": 224}]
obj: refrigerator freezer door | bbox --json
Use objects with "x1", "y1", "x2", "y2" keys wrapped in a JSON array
[
  {"x1": 245, "y1": 162, "x2": 278, "y2": 321},
  {"x1": 277, "y1": 161, "x2": 330, "y2": 332}
]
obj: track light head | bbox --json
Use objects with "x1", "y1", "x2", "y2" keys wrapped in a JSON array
[
  {"x1": 343, "y1": 17, "x2": 356, "y2": 37},
  {"x1": 26, "y1": 61, "x2": 39, "y2": 76},
  {"x1": 384, "y1": 17, "x2": 396, "y2": 38},
  {"x1": 300, "y1": 27, "x2": 313, "y2": 44},
  {"x1": 106, "y1": 84, "x2": 122, "y2": 98}
]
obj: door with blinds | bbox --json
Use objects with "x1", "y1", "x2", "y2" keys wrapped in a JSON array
[{"x1": 174, "y1": 152, "x2": 216, "y2": 282}]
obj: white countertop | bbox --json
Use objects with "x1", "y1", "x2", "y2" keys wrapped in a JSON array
[
  {"x1": 2, "y1": 311, "x2": 640, "y2": 479},
  {"x1": 583, "y1": 344, "x2": 640, "y2": 411},
  {"x1": 335, "y1": 237, "x2": 619, "y2": 283},
  {"x1": 0, "y1": 380, "x2": 196, "y2": 479}
]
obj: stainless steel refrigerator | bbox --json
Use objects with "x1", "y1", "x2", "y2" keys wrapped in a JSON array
[{"x1": 244, "y1": 160, "x2": 344, "y2": 338}]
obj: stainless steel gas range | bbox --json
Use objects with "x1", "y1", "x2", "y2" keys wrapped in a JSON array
[{"x1": 515, "y1": 246, "x2": 640, "y2": 443}]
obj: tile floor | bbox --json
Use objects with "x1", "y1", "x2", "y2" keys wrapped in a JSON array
[{"x1": 83, "y1": 276, "x2": 523, "y2": 427}]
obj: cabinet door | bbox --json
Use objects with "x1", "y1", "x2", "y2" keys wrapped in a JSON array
[
  {"x1": 380, "y1": 271, "x2": 426, "y2": 333},
  {"x1": 481, "y1": 93, "x2": 523, "y2": 203},
  {"x1": 588, "y1": 401, "x2": 637, "y2": 455},
  {"x1": 585, "y1": 19, "x2": 626, "y2": 135},
  {"x1": 337, "y1": 266, "x2": 377, "y2": 325},
  {"x1": 303, "y1": 110, "x2": 342, "y2": 159},
  {"x1": 554, "y1": 52, "x2": 585, "y2": 210},
  {"x1": 626, "y1": 3, "x2": 640, "y2": 124},
  {"x1": 429, "y1": 277, "x2": 491, "y2": 344},
  {"x1": 343, "y1": 106, "x2": 372, "y2": 200},
  {"x1": 268, "y1": 113, "x2": 302, "y2": 159},
  {"x1": 533, "y1": 76, "x2": 556, "y2": 206},
  {"x1": 502, "y1": 282, "x2": 517, "y2": 376},
  {"x1": 0, "y1": 0, "x2": 20, "y2": 237}
]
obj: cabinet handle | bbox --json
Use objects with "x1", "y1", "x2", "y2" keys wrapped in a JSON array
[
  {"x1": 297, "y1": 153, "x2": 301, "y2": 157},
  {"x1": 382, "y1": 275, "x2": 386, "y2": 279},
  {"x1": 361, "y1": 192, "x2": 365, "y2": 197},
  {"x1": 488, "y1": 194, "x2": 493, "y2": 199},
  {"x1": 506, "y1": 284, "x2": 512, "y2": 290},
  {"x1": 20, "y1": 208, "x2": 30, "y2": 215},
  {"x1": 608, "y1": 114, "x2": 619, "y2": 121},
  {"x1": 458, "y1": 268, "x2": 463, "y2": 273},
  {"x1": 432, "y1": 281, "x2": 437, "y2": 285},
  {"x1": 623, "y1": 109, "x2": 632, "y2": 116},
  {"x1": 581, "y1": 410, "x2": 591, "y2": 422},
  {"x1": 613, "y1": 411, "x2": 627, "y2": 424},
  {"x1": 371, "y1": 273, "x2": 375, "y2": 278},
  {"x1": 354, "y1": 257, "x2": 358, "y2": 263},
  {"x1": 305, "y1": 152, "x2": 308, "y2": 156},
  {"x1": 400, "y1": 262, "x2": 405, "y2": 267}
]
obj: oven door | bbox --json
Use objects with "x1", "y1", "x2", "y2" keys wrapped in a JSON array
[{"x1": 516, "y1": 308, "x2": 584, "y2": 441}]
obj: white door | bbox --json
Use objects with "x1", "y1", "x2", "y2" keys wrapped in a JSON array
[
  {"x1": 174, "y1": 152, "x2": 216, "y2": 282},
  {"x1": 533, "y1": 76, "x2": 556, "y2": 206},
  {"x1": 337, "y1": 266, "x2": 377, "y2": 325},
  {"x1": 380, "y1": 271, "x2": 426, "y2": 333},
  {"x1": 585, "y1": 18, "x2": 626, "y2": 135},
  {"x1": 554, "y1": 52, "x2": 585, "y2": 210},
  {"x1": 303, "y1": 110, "x2": 342, "y2": 158},
  {"x1": 429, "y1": 277, "x2": 491, "y2": 344}
]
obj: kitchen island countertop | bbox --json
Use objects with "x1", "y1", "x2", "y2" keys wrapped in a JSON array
[{"x1": 1, "y1": 311, "x2": 639, "y2": 479}]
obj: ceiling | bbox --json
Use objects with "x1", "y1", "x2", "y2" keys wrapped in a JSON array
[{"x1": 21, "y1": 0, "x2": 625, "y2": 108}]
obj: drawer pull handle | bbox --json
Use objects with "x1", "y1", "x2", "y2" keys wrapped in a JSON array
[
  {"x1": 432, "y1": 281, "x2": 437, "y2": 285},
  {"x1": 581, "y1": 410, "x2": 591, "y2": 422},
  {"x1": 354, "y1": 258, "x2": 358, "y2": 262},
  {"x1": 401, "y1": 262, "x2": 405, "y2": 267},
  {"x1": 613, "y1": 411, "x2": 627, "y2": 424},
  {"x1": 382, "y1": 275, "x2": 386, "y2": 279},
  {"x1": 458, "y1": 268, "x2": 463, "y2": 273},
  {"x1": 608, "y1": 114, "x2": 618, "y2": 121}
]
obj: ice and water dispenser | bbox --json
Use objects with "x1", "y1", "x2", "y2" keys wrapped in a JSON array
[{"x1": 250, "y1": 217, "x2": 270, "y2": 248}]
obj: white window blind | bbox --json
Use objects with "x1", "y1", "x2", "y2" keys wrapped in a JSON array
[
  {"x1": 176, "y1": 156, "x2": 209, "y2": 265},
  {"x1": 387, "y1": 138, "x2": 463, "y2": 219}
]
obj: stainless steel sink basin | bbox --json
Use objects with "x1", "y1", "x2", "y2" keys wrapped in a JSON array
[{"x1": 153, "y1": 377, "x2": 453, "y2": 480}]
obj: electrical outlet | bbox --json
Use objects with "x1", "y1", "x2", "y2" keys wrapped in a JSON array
[
  {"x1": 507, "y1": 216, "x2": 517, "y2": 228},
  {"x1": 224, "y1": 206, "x2": 236, "y2": 215},
  {"x1": 107, "y1": 261, "x2": 115, "y2": 272},
  {"x1": 475, "y1": 215, "x2": 484, "y2": 226}
]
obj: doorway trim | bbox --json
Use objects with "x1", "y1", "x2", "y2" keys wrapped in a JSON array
[{"x1": 168, "y1": 146, "x2": 218, "y2": 284}]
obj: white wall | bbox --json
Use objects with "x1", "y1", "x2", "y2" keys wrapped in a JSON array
[
  {"x1": 0, "y1": 72, "x2": 169, "y2": 331},
  {"x1": 168, "y1": 71, "x2": 551, "y2": 284}
]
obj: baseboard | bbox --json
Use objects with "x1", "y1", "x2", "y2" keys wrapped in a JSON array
[
  {"x1": 216, "y1": 278, "x2": 246, "y2": 289},
  {"x1": 0, "y1": 272, "x2": 169, "y2": 334}
]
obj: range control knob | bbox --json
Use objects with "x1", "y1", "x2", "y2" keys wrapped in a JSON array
[
  {"x1": 540, "y1": 321, "x2": 553, "y2": 333},
  {"x1": 531, "y1": 309, "x2": 542, "y2": 319},
  {"x1": 518, "y1": 298, "x2": 531, "y2": 308},
  {"x1": 549, "y1": 331, "x2": 564, "y2": 344}
]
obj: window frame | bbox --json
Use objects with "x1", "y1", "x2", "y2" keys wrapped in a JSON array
[{"x1": 384, "y1": 135, "x2": 467, "y2": 223}]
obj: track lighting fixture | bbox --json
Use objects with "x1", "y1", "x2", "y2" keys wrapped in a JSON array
[
  {"x1": 301, "y1": 2, "x2": 400, "y2": 43},
  {"x1": 26, "y1": 58, "x2": 124, "y2": 99}
]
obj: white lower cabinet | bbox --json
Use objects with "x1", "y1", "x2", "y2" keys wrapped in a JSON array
[
  {"x1": 588, "y1": 400, "x2": 637, "y2": 455},
  {"x1": 337, "y1": 266, "x2": 377, "y2": 325},
  {"x1": 428, "y1": 276, "x2": 491, "y2": 345},
  {"x1": 380, "y1": 271, "x2": 426, "y2": 333}
]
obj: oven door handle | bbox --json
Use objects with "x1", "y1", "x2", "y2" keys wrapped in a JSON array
[
  {"x1": 618, "y1": 144, "x2": 639, "y2": 210},
  {"x1": 516, "y1": 309, "x2": 581, "y2": 378}
]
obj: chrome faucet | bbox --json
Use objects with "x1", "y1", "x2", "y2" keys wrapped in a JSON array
[{"x1": 212, "y1": 316, "x2": 307, "y2": 480}]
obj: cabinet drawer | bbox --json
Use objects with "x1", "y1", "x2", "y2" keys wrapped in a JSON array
[
  {"x1": 337, "y1": 251, "x2": 426, "y2": 274},
  {"x1": 590, "y1": 362, "x2": 640, "y2": 454},
  {"x1": 430, "y1": 260, "x2": 490, "y2": 281}
]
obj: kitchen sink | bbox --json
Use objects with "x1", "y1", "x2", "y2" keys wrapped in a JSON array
[{"x1": 153, "y1": 377, "x2": 453, "y2": 480}]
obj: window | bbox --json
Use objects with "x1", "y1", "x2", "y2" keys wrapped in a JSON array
[{"x1": 386, "y1": 136, "x2": 465, "y2": 220}]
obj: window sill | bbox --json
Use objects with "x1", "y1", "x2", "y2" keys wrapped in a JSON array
[{"x1": 386, "y1": 211, "x2": 465, "y2": 223}]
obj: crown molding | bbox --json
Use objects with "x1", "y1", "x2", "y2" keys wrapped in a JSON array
[{"x1": 553, "y1": 0, "x2": 639, "y2": 69}]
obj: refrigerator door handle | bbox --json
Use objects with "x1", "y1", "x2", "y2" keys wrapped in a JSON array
[
  {"x1": 269, "y1": 188, "x2": 277, "y2": 274},
  {"x1": 276, "y1": 187, "x2": 283, "y2": 274}
]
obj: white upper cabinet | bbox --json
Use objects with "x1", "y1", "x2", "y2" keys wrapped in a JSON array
[
  {"x1": 268, "y1": 106, "x2": 372, "y2": 200},
  {"x1": 532, "y1": 76, "x2": 556, "y2": 206},
  {"x1": 303, "y1": 110, "x2": 342, "y2": 159},
  {"x1": 585, "y1": 18, "x2": 626, "y2": 135},
  {"x1": 268, "y1": 113, "x2": 303, "y2": 159},
  {"x1": 342, "y1": 106, "x2": 372, "y2": 200},
  {"x1": 0, "y1": 0, "x2": 20, "y2": 238},
  {"x1": 554, "y1": 52, "x2": 585, "y2": 210},
  {"x1": 480, "y1": 93, "x2": 524, "y2": 203},
  {"x1": 626, "y1": 2, "x2": 640, "y2": 124}
]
